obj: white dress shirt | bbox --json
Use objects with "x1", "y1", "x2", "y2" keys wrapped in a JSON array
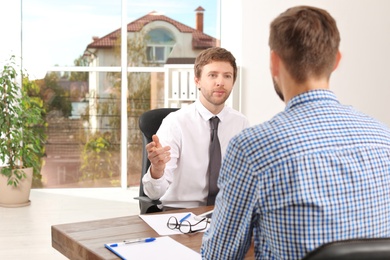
[{"x1": 142, "y1": 100, "x2": 250, "y2": 208}]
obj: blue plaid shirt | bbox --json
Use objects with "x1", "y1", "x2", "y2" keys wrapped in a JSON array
[{"x1": 201, "y1": 90, "x2": 390, "y2": 259}]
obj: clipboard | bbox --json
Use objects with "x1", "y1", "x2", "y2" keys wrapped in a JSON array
[
  {"x1": 105, "y1": 243, "x2": 127, "y2": 260},
  {"x1": 104, "y1": 236, "x2": 201, "y2": 260}
]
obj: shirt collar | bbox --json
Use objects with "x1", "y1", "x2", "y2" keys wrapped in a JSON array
[
  {"x1": 285, "y1": 89, "x2": 340, "y2": 111},
  {"x1": 195, "y1": 99, "x2": 228, "y2": 122}
]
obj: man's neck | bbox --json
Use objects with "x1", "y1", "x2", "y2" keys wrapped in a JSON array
[
  {"x1": 283, "y1": 77, "x2": 330, "y2": 104},
  {"x1": 199, "y1": 98, "x2": 225, "y2": 115}
]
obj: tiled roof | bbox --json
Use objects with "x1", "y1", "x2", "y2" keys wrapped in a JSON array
[
  {"x1": 192, "y1": 30, "x2": 216, "y2": 49},
  {"x1": 87, "y1": 11, "x2": 216, "y2": 49}
]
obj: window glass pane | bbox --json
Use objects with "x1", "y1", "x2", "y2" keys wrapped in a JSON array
[
  {"x1": 155, "y1": 47, "x2": 165, "y2": 61},
  {"x1": 146, "y1": 46, "x2": 153, "y2": 62},
  {"x1": 148, "y1": 29, "x2": 175, "y2": 43},
  {"x1": 21, "y1": 0, "x2": 219, "y2": 189},
  {"x1": 22, "y1": 0, "x2": 122, "y2": 74},
  {"x1": 40, "y1": 71, "x2": 121, "y2": 188},
  {"x1": 127, "y1": 71, "x2": 165, "y2": 186},
  {"x1": 21, "y1": 0, "x2": 219, "y2": 73}
]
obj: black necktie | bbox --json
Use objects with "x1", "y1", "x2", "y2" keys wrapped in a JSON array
[{"x1": 207, "y1": 116, "x2": 221, "y2": 205}]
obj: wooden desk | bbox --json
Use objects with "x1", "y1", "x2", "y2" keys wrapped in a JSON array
[{"x1": 52, "y1": 206, "x2": 254, "y2": 259}]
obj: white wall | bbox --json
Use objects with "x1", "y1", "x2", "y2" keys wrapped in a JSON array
[{"x1": 221, "y1": 0, "x2": 390, "y2": 127}]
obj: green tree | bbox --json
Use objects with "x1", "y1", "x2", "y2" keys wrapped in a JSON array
[
  {"x1": 35, "y1": 71, "x2": 72, "y2": 117},
  {"x1": 79, "y1": 131, "x2": 117, "y2": 181},
  {"x1": 70, "y1": 55, "x2": 88, "y2": 82}
]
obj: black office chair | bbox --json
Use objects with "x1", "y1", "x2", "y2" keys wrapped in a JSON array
[
  {"x1": 134, "y1": 108, "x2": 179, "y2": 214},
  {"x1": 302, "y1": 238, "x2": 390, "y2": 260}
]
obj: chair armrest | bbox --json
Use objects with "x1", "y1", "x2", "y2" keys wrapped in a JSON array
[{"x1": 133, "y1": 196, "x2": 162, "y2": 205}]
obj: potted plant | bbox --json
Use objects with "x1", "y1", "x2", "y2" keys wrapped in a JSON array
[{"x1": 0, "y1": 56, "x2": 46, "y2": 207}]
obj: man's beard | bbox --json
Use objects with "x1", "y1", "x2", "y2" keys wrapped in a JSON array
[{"x1": 273, "y1": 78, "x2": 284, "y2": 101}]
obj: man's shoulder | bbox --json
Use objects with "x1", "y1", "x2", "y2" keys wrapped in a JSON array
[
  {"x1": 224, "y1": 106, "x2": 246, "y2": 116},
  {"x1": 162, "y1": 103, "x2": 197, "y2": 124},
  {"x1": 230, "y1": 114, "x2": 286, "y2": 152},
  {"x1": 222, "y1": 106, "x2": 249, "y2": 122}
]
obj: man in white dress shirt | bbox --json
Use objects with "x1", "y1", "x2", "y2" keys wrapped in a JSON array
[{"x1": 142, "y1": 47, "x2": 249, "y2": 209}]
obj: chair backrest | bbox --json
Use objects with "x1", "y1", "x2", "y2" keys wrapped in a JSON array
[
  {"x1": 138, "y1": 108, "x2": 179, "y2": 199},
  {"x1": 302, "y1": 238, "x2": 390, "y2": 260}
]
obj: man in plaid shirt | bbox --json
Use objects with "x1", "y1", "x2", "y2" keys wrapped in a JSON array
[{"x1": 201, "y1": 5, "x2": 390, "y2": 260}]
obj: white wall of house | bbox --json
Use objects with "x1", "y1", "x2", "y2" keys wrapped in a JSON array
[
  {"x1": 221, "y1": 0, "x2": 390, "y2": 127},
  {"x1": 98, "y1": 49, "x2": 120, "y2": 67}
]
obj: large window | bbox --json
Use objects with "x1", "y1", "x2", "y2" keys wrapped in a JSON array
[{"x1": 5, "y1": 0, "x2": 219, "y2": 189}]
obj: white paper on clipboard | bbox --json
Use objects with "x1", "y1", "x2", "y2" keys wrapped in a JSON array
[{"x1": 105, "y1": 236, "x2": 200, "y2": 260}]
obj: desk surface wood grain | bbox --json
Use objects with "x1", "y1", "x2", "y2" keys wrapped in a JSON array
[{"x1": 51, "y1": 206, "x2": 254, "y2": 259}]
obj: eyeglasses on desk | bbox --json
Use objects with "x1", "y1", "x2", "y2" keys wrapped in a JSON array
[{"x1": 167, "y1": 216, "x2": 208, "y2": 234}]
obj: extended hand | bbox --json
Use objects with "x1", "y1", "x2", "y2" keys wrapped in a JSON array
[{"x1": 146, "y1": 135, "x2": 171, "y2": 179}]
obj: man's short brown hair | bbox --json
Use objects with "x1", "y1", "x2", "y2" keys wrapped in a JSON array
[
  {"x1": 194, "y1": 47, "x2": 238, "y2": 83},
  {"x1": 269, "y1": 6, "x2": 340, "y2": 83}
]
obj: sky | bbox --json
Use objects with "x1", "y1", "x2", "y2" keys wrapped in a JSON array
[{"x1": 2, "y1": 0, "x2": 218, "y2": 78}]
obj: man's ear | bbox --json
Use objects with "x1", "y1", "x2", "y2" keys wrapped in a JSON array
[
  {"x1": 270, "y1": 50, "x2": 280, "y2": 77},
  {"x1": 194, "y1": 77, "x2": 200, "y2": 90},
  {"x1": 333, "y1": 51, "x2": 342, "y2": 71}
]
